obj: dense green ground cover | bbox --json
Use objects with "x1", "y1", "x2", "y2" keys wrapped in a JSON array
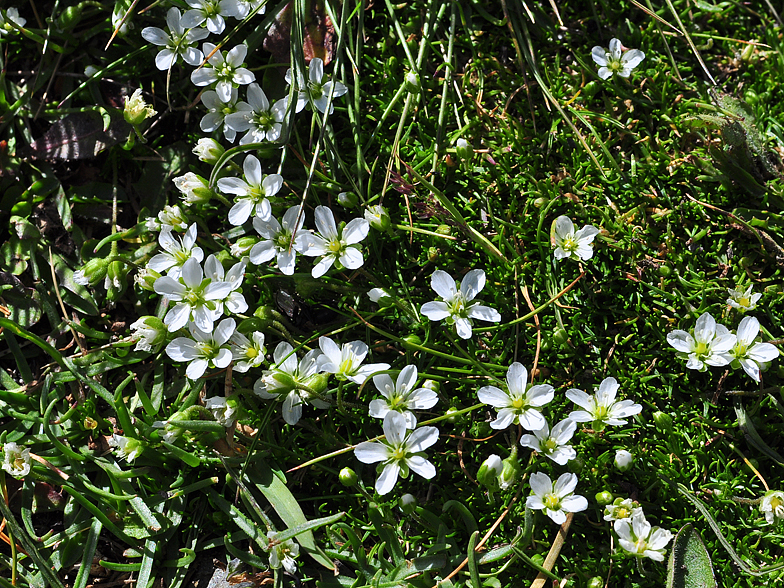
[{"x1": 1, "y1": 0, "x2": 784, "y2": 587}]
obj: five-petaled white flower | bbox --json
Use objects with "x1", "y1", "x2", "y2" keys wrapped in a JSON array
[
  {"x1": 141, "y1": 7, "x2": 209, "y2": 71},
  {"x1": 354, "y1": 411, "x2": 439, "y2": 495},
  {"x1": 232, "y1": 0, "x2": 266, "y2": 19},
  {"x1": 552, "y1": 215, "x2": 600, "y2": 261},
  {"x1": 666, "y1": 312, "x2": 736, "y2": 371},
  {"x1": 165, "y1": 318, "x2": 236, "y2": 380},
  {"x1": 130, "y1": 316, "x2": 168, "y2": 352},
  {"x1": 317, "y1": 336, "x2": 390, "y2": 385},
  {"x1": 519, "y1": 418, "x2": 577, "y2": 465},
  {"x1": 0, "y1": 8, "x2": 26, "y2": 35},
  {"x1": 761, "y1": 490, "x2": 784, "y2": 524},
  {"x1": 566, "y1": 377, "x2": 642, "y2": 432},
  {"x1": 298, "y1": 206, "x2": 370, "y2": 278},
  {"x1": 203, "y1": 255, "x2": 248, "y2": 316},
  {"x1": 190, "y1": 43, "x2": 255, "y2": 101},
  {"x1": 1, "y1": 442, "x2": 31, "y2": 478},
  {"x1": 477, "y1": 362, "x2": 554, "y2": 431},
  {"x1": 250, "y1": 205, "x2": 307, "y2": 275},
  {"x1": 230, "y1": 330, "x2": 266, "y2": 372},
  {"x1": 727, "y1": 284, "x2": 761, "y2": 312},
  {"x1": 200, "y1": 88, "x2": 241, "y2": 142},
  {"x1": 591, "y1": 38, "x2": 645, "y2": 80},
  {"x1": 225, "y1": 83, "x2": 288, "y2": 144},
  {"x1": 147, "y1": 223, "x2": 204, "y2": 279},
  {"x1": 420, "y1": 269, "x2": 501, "y2": 339},
  {"x1": 526, "y1": 472, "x2": 588, "y2": 525},
  {"x1": 266, "y1": 531, "x2": 299, "y2": 574},
  {"x1": 218, "y1": 154, "x2": 281, "y2": 225},
  {"x1": 729, "y1": 316, "x2": 779, "y2": 383},
  {"x1": 286, "y1": 57, "x2": 348, "y2": 114},
  {"x1": 604, "y1": 498, "x2": 643, "y2": 522},
  {"x1": 614, "y1": 514, "x2": 672, "y2": 561},
  {"x1": 368, "y1": 365, "x2": 438, "y2": 429},
  {"x1": 181, "y1": 0, "x2": 236, "y2": 34}
]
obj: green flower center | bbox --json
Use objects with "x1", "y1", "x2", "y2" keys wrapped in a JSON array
[
  {"x1": 328, "y1": 239, "x2": 344, "y2": 253},
  {"x1": 254, "y1": 111, "x2": 274, "y2": 129},
  {"x1": 543, "y1": 494, "x2": 560, "y2": 510},
  {"x1": 390, "y1": 445, "x2": 407, "y2": 461},
  {"x1": 543, "y1": 438, "x2": 558, "y2": 453}
]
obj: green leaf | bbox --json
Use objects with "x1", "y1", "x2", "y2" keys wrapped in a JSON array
[{"x1": 666, "y1": 524, "x2": 717, "y2": 588}]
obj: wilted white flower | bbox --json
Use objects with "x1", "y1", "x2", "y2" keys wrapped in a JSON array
[
  {"x1": 365, "y1": 205, "x2": 390, "y2": 232},
  {"x1": 420, "y1": 269, "x2": 501, "y2": 339},
  {"x1": 526, "y1": 472, "x2": 588, "y2": 525},
  {"x1": 591, "y1": 38, "x2": 645, "y2": 80},
  {"x1": 298, "y1": 206, "x2": 369, "y2": 278},
  {"x1": 614, "y1": 514, "x2": 672, "y2": 561},
  {"x1": 0, "y1": 8, "x2": 26, "y2": 35},
  {"x1": 123, "y1": 89, "x2": 156, "y2": 126},
  {"x1": 614, "y1": 449, "x2": 633, "y2": 472},
  {"x1": 266, "y1": 531, "x2": 299, "y2": 574},
  {"x1": 173, "y1": 172, "x2": 212, "y2": 205},
  {"x1": 141, "y1": 7, "x2": 208, "y2": 70},
  {"x1": 190, "y1": 43, "x2": 255, "y2": 101},
  {"x1": 200, "y1": 88, "x2": 241, "y2": 142},
  {"x1": 729, "y1": 315, "x2": 780, "y2": 383},
  {"x1": 317, "y1": 336, "x2": 389, "y2": 385},
  {"x1": 230, "y1": 330, "x2": 266, "y2": 372},
  {"x1": 552, "y1": 216, "x2": 600, "y2": 261},
  {"x1": 2, "y1": 442, "x2": 31, "y2": 478},
  {"x1": 286, "y1": 57, "x2": 348, "y2": 114},
  {"x1": 604, "y1": 498, "x2": 643, "y2": 522},
  {"x1": 147, "y1": 204, "x2": 189, "y2": 232},
  {"x1": 181, "y1": 0, "x2": 237, "y2": 34},
  {"x1": 165, "y1": 318, "x2": 236, "y2": 379},
  {"x1": 368, "y1": 365, "x2": 438, "y2": 428},
  {"x1": 129, "y1": 316, "x2": 167, "y2": 352},
  {"x1": 566, "y1": 377, "x2": 642, "y2": 432},
  {"x1": 666, "y1": 312, "x2": 736, "y2": 371},
  {"x1": 519, "y1": 418, "x2": 577, "y2": 465},
  {"x1": 217, "y1": 154, "x2": 280, "y2": 225},
  {"x1": 477, "y1": 362, "x2": 553, "y2": 431},
  {"x1": 193, "y1": 137, "x2": 224, "y2": 163},
  {"x1": 204, "y1": 396, "x2": 238, "y2": 428},
  {"x1": 761, "y1": 490, "x2": 784, "y2": 524},
  {"x1": 727, "y1": 284, "x2": 761, "y2": 312},
  {"x1": 110, "y1": 434, "x2": 144, "y2": 462},
  {"x1": 354, "y1": 411, "x2": 439, "y2": 495},
  {"x1": 225, "y1": 83, "x2": 288, "y2": 144},
  {"x1": 250, "y1": 205, "x2": 307, "y2": 275},
  {"x1": 147, "y1": 223, "x2": 204, "y2": 279}
]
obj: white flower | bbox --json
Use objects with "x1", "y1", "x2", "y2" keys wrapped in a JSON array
[
  {"x1": 123, "y1": 89, "x2": 156, "y2": 126},
  {"x1": 519, "y1": 418, "x2": 576, "y2": 465},
  {"x1": 173, "y1": 172, "x2": 212, "y2": 205},
  {"x1": 110, "y1": 434, "x2": 144, "y2": 461},
  {"x1": 565, "y1": 377, "x2": 642, "y2": 432},
  {"x1": 141, "y1": 7, "x2": 209, "y2": 71},
  {"x1": 129, "y1": 316, "x2": 167, "y2": 352},
  {"x1": 727, "y1": 284, "x2": 761, "y2": 312},
  {"x1": 147, "y1": 223, "x2": 204, "y2": 279},
  {"x1": 147, "y1": 204, "x2": 189, "y2": 231},
  {"x1": 298, "y1": 206, "x2": 370, "y2": 278},
  {"x1": 526, "y1": 472, "x2": 588, "y2": 525},
  {"x1": 254, "y1": 342, "x2": 328, "y2": 425},
  {"x1": 250, "y1": 205, "x2": 307, "y2": 275},
  {"x1": 230, "y1": 330, "x2": 266, "y2": 372},
  {"x1": 368, "y1": 365, "x2": 438, "y2": 428},
  {"x1": 603, "y1": 498, "x2": 643, "y2": 522},
  {"x1": 225, "y1": 83, "x2": 288, "y2": 144},
  {"x1": 230, "y1": 0, "x2": 266, "y2": 19},
  {"x1": 181, "y1": 0, "x2": 237, "y2": 34},
  {"x1": 200, "y1": 88, "x2": 241, "y2": 142},
  {"x1": 190, "y1": 43, "x2": 255, "y2": 101},
  {"x1": 614, "y1": 449, "x2": 633, "y2": 472},
  {"x1": 193, "y1": 138, "x2": 224, "y2": 163},
  {"x1": 552, "y1": 216, "x2": 600, "y2": 261},
  {"x1": 368, "y1": 287, "x2": 392, "y2": 304},
  {"x1": 591, "y1": 38, "x2": 645, "y2": 80},
  {"x1": 203, "y1": 255, "x2": 247, "y2": 315},
  {"x1": 0, "y1": 8, "x2": 26, "y2": 35},
  {"x1": 477, "y1": 362, "x2": 553, "y2": 431},
  {"x1": 165, "y1": 318, "x2": 235, "y2": 380},
  {"x1": 153, "y1": 257, "x2": 233, "y2": 332},
  {"x1": 267, "y1": 531, "x2": 299, "y2": 574},
  {"x1": 317, "y1": 336, "x2": 390, "y2": 385},
  {"x1": 729, "y1": 316, "x2": 779, "y2": 383},
  {"x1": 2, "y1": 442, "x2": 31, "y2": 478},
  {"x1": 761, "y1": 490, "x2": 784, "y2": 524},
  {"x1": 354, "y1": 411, "x2": 439, "y2": 495},
  {"x1": 204, "y1": 396, "x2": 238, "y2": 428},
  {"x1": 217, "y1": 154, "x2": 281, "y2": 225},
  {"x1": 286, "y1": 57, "x2": 348, "y2": 114},
  {"x1": 420, "y1": 269, "x2": 501, "y2": 339},
  {"x1": 666, "y1": 312, "x2": 736, "y2": 371},
  {"x1": 614, "y1": 514, "x2": 672, "y2": 561}
]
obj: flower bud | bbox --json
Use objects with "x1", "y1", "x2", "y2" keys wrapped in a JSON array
[
  {"x1": 134, "y1": 267, "x2": 161, "y2": 292},
  {"x1": 499, "y1": 446, "x2": 521, "y2": 489},
  {"x1": 83, "y1": 417, "x2": 98, "y2": 430},
  {"x1": 399, "y1": 493, "x2": 417, "y2": 514},
  {"x1": 73, "y1": 257, "x2": 111, "y2": 287},
  {"x1": 367, "y1": 287, "x2": 393, "y2": 306},
  {"x1": 595, "y1": 490, "x2": 614, "y2": 506},
  {"x1": 192, "y1": 138, "x2": 224, "y2": 164},
  {"x1": 405, "y1": 72, "x2": 420, "y2": 93},
  {"x1": 173, "y1": 173, "x2": 212, "y2": 206},
  {"x1": 427, "y1": 247, "x2": 439, "y2": 262},
  {"x1": 339, "y1": 467, "x2": 357, "y2": 487},
  {"x1": 303, "y1": 374, "x2": 329, "y2": 395},
  {"x1": 105, "y1": 260, "x2": 128, "y2": 301},
  {"x1": 364, "y1": 205, "x2": 391, "y2": 232},
  {"x1": 652, "y1": 410, "x2": 673, "y2": 433},
  {"x1": 455, "y1": 138, "x2": 473, "y2": 162},
  {"x1": 435, "y1": 224, "x2": 451, "y2": 236},
  {"x1": 477, "y1": 454, "x2": 503, "y2": 492},
  {"x1": 130, "y1": 316, "x2": 167, "y2": 352},
  {"x1": 231, "y1": 236, "x2": 257, "y2": 258},
  {"x1": 402, "y1": 334, "x2": 422, "y2": 349},
  {"x1": 422, "y1": 379, "x2": 439, "y2": 393},
  {"x1": 123, "y1": 89, "x2": 156, "y2": 126},
  {"x1": 337, "y1": 191, "x2": 358, "y2": 208},
  {"x1": 587, "y1": 577, "x2": 604, "y2": 588},
  {"x1": 614, "y1": 449, "x2": 633, "y2": 472}
]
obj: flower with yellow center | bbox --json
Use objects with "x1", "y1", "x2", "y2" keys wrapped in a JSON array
[
  {"x1": 729, "y1": 315, "x2": 780, "y2": 383},
  {"x1": 317, "y1": 336, "x2": 390, "y2": 385},
  {"x1": 298, "y1": 206, "x2": 370, "y2": 278},
  {"x1": 591, "y1": 38, "x2": 645, "y2": 80},
  {"x1": 478, "y1": 362, "x2": 554, "y2": 431},
  {"x1": 520, "y1": 418, "x2": 577, "y2": 465},
  {"x1": 727, "y1": 284, "x2": 761, "y2": 312},
  {"x1": 566, "y1": 377, "x2": 642, "y2": 432},
  {"x1": 230, "y1": 330, "x2": 266, "y2": 373},
  {"x1": 368, "y1": 365, "x2": 438, "y2": 429},
  {"x1": 667, "y1": 312, "x2": 736, "y2": 372},
  {"x1": 552, "y1": 215, "x2": 600, "y2": 261},
  {"x1": 527, "y1": 472, "x2": 588, "y2": 525},
  {"x1": 761, "y1": 490, "x2": 784, "y2": 524},
  {"x1": 614, "y1": 514, "x2": 673, "y2": 561}
]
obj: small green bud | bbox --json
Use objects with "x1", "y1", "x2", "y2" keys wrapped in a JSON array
[
  {"x1": 73, "y1": 257, "x2": 111, "y2": 287},
  {"x1": 552, "y1": 327, "x2": 569, "y2": 347},
  {"x1": 435, "y1": 224, "x2": 451, "y2": 236},
  {"x1": 231, "y1": 236, "x2": 257, "y2": 258},
  {"x1": 533, "y1": 197, "x2": 549, "y2": 208},
  {"x1": 658, "y1": 264, "x2": 672, "y2": 277},
  {"x1": 123, "y1": 89, "x2": 156, "y2": 126},
  {"x1": 477, "y1": 454, "x2": 503, "y2": 492},
  {"x1": 368, "y1": 287, "x2": 393, "y2": 306},
  {"x1": 304, "y1": 373, "x2": 329, "y2": 395},
  {"x1": 427, "y1": 247, "x2": 439, "y2": 262},
  {"x1": 531, "y1": 554, "x2": 545, "y2": 566},
  {"x1": 499, "y1": 446, "x2": 521, "y2": 489},
  {"x1": 192, "y1": 138, "x2": 224, "y2": 164},
  {"x1": 339, "y1": 467, "x2": 357, "y2": 487},
  {"x1": 455, "y1": 138, "x2": 474, "y2": 162},
  {"x1": 595, "y1": 491, "x2": 614, "y2": 506},
  {"x1": 404, "y1": 72, "x2": 420, "y2": 93},
  {"x1": 338, "y1": 191, "x2": 358, "y2": 208},
  {"x1": 402, "y1": 334, "x2": 422, "y2": 349},
  {"x1": 652, "y1": 410, "x2": 673, "y2": 433},
  {"x1": 444, "y1": 406, "x2": 459, "y2": 424},
  {"x1": 364, "y1": 205, "x2": 391, "y2": 232},
  {"x1": 587, "y1": 576, "x2": 604, "y2": 588},
  {"x1": 399, "y1": 493, "x2": 417, "y2": 514}
]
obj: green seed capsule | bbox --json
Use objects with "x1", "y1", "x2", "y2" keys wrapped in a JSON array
[
  {"x1": 595, "y1": 491, "x2": 614, "y2": 506},
  {"x1": 339, "y1": 467, "x2": 357, "y2": 487}
]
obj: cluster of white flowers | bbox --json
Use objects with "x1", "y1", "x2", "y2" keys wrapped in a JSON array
[{"x1": 600, "y1": 496, "x2": 672, "y2": 560}]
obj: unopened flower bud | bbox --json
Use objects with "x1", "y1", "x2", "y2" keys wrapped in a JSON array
[
  {"x1": 652, "y1": 411, "x2": 672, "y2": 433},
  {"x1": 303, "y1": 374, "x2": 329, "y2": 395},
  {"x1": 399, "y1": 493, "x2": 417, "y2": 514},
  {"x1": 427, "y1": 247, "x2": 439, "y2": 262},
  {"x1": 477, "y1": 454, "x2": 502, "y2": 492},
  {"x1": 339, "y1": 467, "x2": 357, "y2": 487},
  {"x1": 364, "y1": 205, "x2": 391, "y2": 232},
  {"x1": 130, "y1": 316, "x2": 167, "y2": 352},
  {"x1": 231, "y1": 236, "x2": 257, "y2": 258},
  {"x1": 124, "y1": 89, "x2": 156, "y2": 126},
  {"x1": 338, "y1": 191, "x2": 358, "y2": 208},
  {"x1": 368, "y1": 287, "x2": 393, "y2": 306},
  {"x1": 435, "y1": 224, "x2": 451, "y2": 236},
  {"x1": 614, "y1": 449, "x2": 633, "y2": 472},
  {"x1": 499, "y1": 446, "x2": 521, "y2": 489},
  {"x1": 73, "y1": 257, "x2": 111, "y2": 287},
  {"x1": 405, "y1": 72, "x2": 420, "y2": 93},
  {"x1": 595, "y1": 490, "x2": 614, "y2": 506},
  {"x1": 422, "y1": 379, "x2": 439, "y2": 393},
  {"x1": 455, "y1": 138, "x2": 473, "y2": 161},
  {"x1": 402, "y1": 334, "x2": 422, "y2": 349},
  {"x1": 193, "y1": 138, "x2": 224, "y2": 164},
  {"x1": 173, "y1": 173, "x2": 212, "y2": 206}
]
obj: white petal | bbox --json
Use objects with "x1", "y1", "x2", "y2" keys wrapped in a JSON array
[
  {"x1": 141, "y1": 27, "x2": 169, "y2": 46},
  {"x1": 460, "y1": 269, "x2": 485, "y2": 302},
  {"x1": 383, "y1": 412, "x2": 407, "y2": 445},
  {"x1": 228, "y1": 199, "x2": 253, "y2": 226},
  {"x1": 339, "y1": 246, "x2": 364, "y2": 270},
  {"x1": 561, "y1": 495, "x2": 588, "y2": 513},
  {"x1": 694, "y1": 313, "x2": 717, "y2": 344},
  {"x1": 591, "y1": 46, "x2": 608, "y2": 66},
  {"x1": 506, "y1": 362, "x2": 528, "y2": 396},
  {"x1": 608, "y1": 38, "x2": 622, "y2": 59},
  {"x1": 354, "y1": 441, "x2": 389, "y2": 464},
  {"x1": 311, "y1": 255, "x2": 335, "y2": 278},
  {"x1": 407, "y1": 388, "x2": 439, "y2": 410},
  {"x1": 396, "y1": 365, "x2": 418, "y2": 394},
  {"x1": 622, "y1": 49, "x2": 645, "y2": 69},
  {"x1": 282, "y1": 391, "x2": 303, "y2": 425},
  {"x1": 343, "y1": 218, "x2": 370, "y2": 245},
  {"x1": 314, "y1": 206, "x2": 338, "y2": 239},
  {"x1": 407, "y1": 456, "x2": 436, "y2": 479},
  {"x1": 748, "y1": 342, "x2": 779, "y2": 362},
  {"x1": 518, "y1": 409, "x2": 546, "y2": 431},
  {"x1": 490, "y1": 408, "x2": 516, "y2": 430},
  {"x1": 454, "y1": 318, "x2": 473, "y2": 339},
  {"x1": 186, "y1": 358, "x2": 209, "y2": 380},
  {"x1": 554, "y1": 215, "x2": 574, "y2": 240},
  {"x1": 667, "y1": 330, "x2": 695, "y2": 353},
  {"x1": 736, "y1": 316, "x2": 760, "y2": 345},
  {"x1": 467, "y1": 304, "x2": 501, "y2": 323},
  {"x1": 375, "y1": 463, "x2": 399, "y2": 495},
  {"x1": 528, "y1": 472, "x2": 553, "y2": 497},
  {"x1": 477, "y1": 385, "x2": 510, "y2": 408},
  {"x1": 430, "y1": 270, "x2": 457, "y2": 301},
  {"x1": 553, "y1": 472, "x2": 578, "y2": 496},
  {"x1": 407, "y1": 426, "x2": 439, "y2": 452},
  {"x1": 526, "y1": 384, "x2": 555, "y2": 407},
  {"x1": 420, "y1": 301, "x2": 451, "y2": 321},
  {"x1": 368, "y1": 400, "x2": 390, "y2": 420}
]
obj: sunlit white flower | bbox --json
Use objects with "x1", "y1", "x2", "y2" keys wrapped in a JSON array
[
  {"x1": 123, "y1": 89, "x2": 156, "y2": 126},
  {"x1": 604, "y1": 498, "x2": 643, "y2": 522},
  {"x1": 761, "y1": 490, "x2": 784, "y2": 524},
  {"x1": 727, "y1": 284, "x2": 761, "y2": 312},
  {"x1": 552, "y1": 216, "x2": 600, "y2": 261},
  {"x1": 225, "y1": 83, "x2": 288, "y2": 144},
  {"x1": 519, "y1": 418, "x2": 576, "y2": 465},
  {"x1": 217, "y1": 154, "x2": 280, "y2": 225},
  {"x1": 286, "y1": 57, "x2": 348, "y2": 114},
  {"x1": 368, "y1": 365, "x2": 438, "y2": 428},
  {"x1": 317, "y1": 336, "x2": 390, "y2": 385},
  {"x1": 204, "y1": 396, "x2": 238, "y2": 428},
  {"x1": 526, "y1": 472, "x2": 588, "y2": 525},
  {"x1": 110, "y1": 434, "x2": 144, "y2": 461},
  {"x1": 254, "y1": 342, "x2": 328, "y2": 425},
  {"x1": 368, "y1": 287, "x2": 392, "y2": 304},
  {"x1": 203, "y1": 255, "x2": 247, "y2": 315},
  {"x1": 1, "y1": 442, "x2": 31, "y2": 478},
  {"x1": 200, "y1": 88, "x2": 241, "y2": 142},
  {"x1": 477, "y1": 362, "x2": 553, "y2": 431},
  {"x1": 566, "y1": 377, "x2": 642, "y2": 432},
  {"x1": 147, "y1": 223, "x2": 204, "y2": 279},
  {"x1": 154, "y1": 257, "x2": 232, "y2": 332},
  {"x1": 0, "y1": 8, "x2": 26, "y2": 35},
  {"x1": 190, "y1": 43, "x2": 255, "y2": 101},
  {"x1": 141, "y1": 7, "x2": 209, "y2": 70},
  {"x1": 130, "y1": 316, "x2": 167, "y2": 352},
  {"x1": 165, "y1": 318, "x2": 236, "y2": 379},
  {"x1": 666, "y1": 312, "x2": 736, "y2": 371},
  {"x1": 298, "y1": 206, "x2": 370, "y2": 278},
  {"x1": 729, "y1": 316, "x2": 779, "y2": 383},
  {"x1": 420, "y1": 269, "x2": 501, "y2": 339},
  {"x1": 250, "y1": 205, "x2": 307, "y2": 275},
  {"x1": 614, "y1": 514, "x2": 672, "y2": 561},
  {"x1": 267, "y1": 531, "x2": 299, "y2": 574},
  {"x1": 230, "y1": 330, "x2": 266, "y2": 372},
  {"x1": 174, "y1": 172, "x2": 212, "y2": 205},
  {"x1": 354, "y1": 411, "x2": 439, "y2": 495},
  {"x1": 230, "y1": 0, "x2": 266, "y2": 19},
  {"x1": 147, "y1": 204, "x2": 189, "y2": 232},
  {"x1": 614, "y1": 449, "x2": 633, "y2": 472},
  {"x1": 591, "y1": 38, "x2": 645, "y2": 80},
  {"x1": 181, "y1": 0, "x2": 237, "y2": 34}
]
